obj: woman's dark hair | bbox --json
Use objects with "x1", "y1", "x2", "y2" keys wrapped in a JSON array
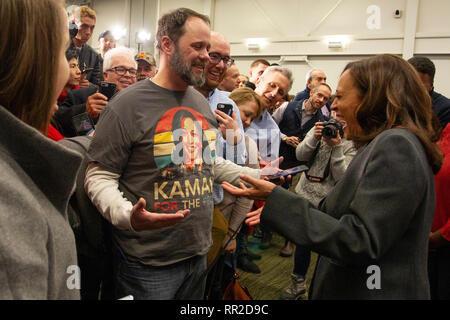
[{"x1": 344, "y1": 54, "x2": 443, "y2": 173}]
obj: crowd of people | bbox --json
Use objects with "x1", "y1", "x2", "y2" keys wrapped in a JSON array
[{"x1": 0, "y1": 0, "x2": 449, "y2": 301}]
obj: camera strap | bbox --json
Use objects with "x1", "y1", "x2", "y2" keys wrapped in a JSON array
[{"x1": 305, "y1": 140, "x2": 331, "y2": 183}]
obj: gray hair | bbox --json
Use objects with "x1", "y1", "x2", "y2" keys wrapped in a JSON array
[
  {"x1": 103, "y1": 46, "x2": 137, "y2": 72},
  {"x1": 260, "y1": 66, "x2": 294, "y2": 91},
  {"x1": 306, "y1": 69, "x2": 325, "y2": 83},
  {"x1": 311, "y1": 82, "x2": 332, "y2": 93}
]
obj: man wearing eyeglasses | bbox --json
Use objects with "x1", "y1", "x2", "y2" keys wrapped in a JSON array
[
  {"x1": 84, "y1": 8, "x2": 265, "y2": 300},
  {"x1": 194, "y1": 32, "x2": 249, "y2": 267},
  {"x1": 54, "y1": 47, "x2": 137, "y2": 137},
  {"x1": 195, "y1": 32, "x2": 246, "y2": 163}
]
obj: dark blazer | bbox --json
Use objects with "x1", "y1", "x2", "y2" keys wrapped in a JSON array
[
  {"x1": 54, "y1": 87, "x2": 97, "y2": 137},
  {"x1": 262, "y1": 128, "x2": 435, "y2": 299},
  {"x1": 278, "y1": 99, "x2": 325, "y2": 169},
  {"x1": 431, "y1": 90, "x2": 450, "y2": 129}
]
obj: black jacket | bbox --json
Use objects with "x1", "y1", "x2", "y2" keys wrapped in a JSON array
[
  {"x1": 54, "y1": 87, "x2": 98, "y2": 137},
  {"x1": 431, "y1": 90, "x2": 450, "y2": 129},
  {"x1": 69, "y1": 41, "x2": 101, "y2": 86}
]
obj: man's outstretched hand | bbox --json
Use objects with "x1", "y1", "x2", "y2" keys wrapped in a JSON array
[{"x1": 130, "y1": 198, "x2": 190, "y2": 231}]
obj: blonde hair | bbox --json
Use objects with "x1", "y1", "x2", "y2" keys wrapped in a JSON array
[
  {"x1": 229, "y1": 87, "x2": 264, "y2": 119},
  {"x1": 0, "y1": 0, "x2": 66, "y2": 133},
  {"x1": 78, "y1": 5, "x2": 96, "y2": 21}
]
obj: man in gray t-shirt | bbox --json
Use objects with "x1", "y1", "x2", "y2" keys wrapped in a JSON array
[
  {"x1": 84, "y1": 8, "x2": 261, "y2": 300},
  {"x1": 88, "y1": 80, "x2": 218, "y2": 266}
]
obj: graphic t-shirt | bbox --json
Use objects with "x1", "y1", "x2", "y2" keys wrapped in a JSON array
[{"x1": 87, "y1": 79, "x2": 218, "y2": 266}]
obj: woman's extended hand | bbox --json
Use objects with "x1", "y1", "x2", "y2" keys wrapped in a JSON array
[
  {"x1": 221, "y1": 174, "x2": 276, "y2": 201},
  {"x1": 245, "y1": 206, "x2": 263, "y2": 226}
]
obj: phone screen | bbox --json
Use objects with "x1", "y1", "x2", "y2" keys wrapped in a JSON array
[
  {"x1": 81, "y1": 67, "x2": 93, "y2": 74},
  {"x1": 99, "y1": 81, "x2": 117, "y2": 100},
  {"x1": 267, "y1": 165, "x2": 309, "y2": 180},
  {"x1": 72, "y1": 112, "x2": 94, "y2": 136}
]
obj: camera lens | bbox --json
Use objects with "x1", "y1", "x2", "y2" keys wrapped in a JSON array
[{"x1": 322, "y1": 126, "x2": 337, "y2": 139}]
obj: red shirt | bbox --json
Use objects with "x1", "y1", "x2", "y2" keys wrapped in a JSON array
[
  {"x1": 47, "y1": 123, "x2": 63, "y2": 142},
  {"x1": 58, "y1": 85, "x2": 80, "y2": 104},
  {"x1": 432, "y1": 124, "x2": 450, "y2": 241}
]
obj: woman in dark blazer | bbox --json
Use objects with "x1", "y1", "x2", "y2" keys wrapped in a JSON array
[{"x1": 222, "y1": 54, "x2": 443, "y2": 299}]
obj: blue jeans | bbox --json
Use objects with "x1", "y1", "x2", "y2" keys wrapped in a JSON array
[
  {"x1": 113, "y1": 245, "x2": 207, "y2": 300},
  {"x1": 293, "y1": 245, "x2": 311, "y2": 280}
]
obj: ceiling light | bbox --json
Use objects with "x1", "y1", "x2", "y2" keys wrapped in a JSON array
[
  {"x1": 246, "y1": 38, "x2": 268, "y2": 50},
  {"x1": 325, "y1": 35, "x2": 351, "y2": 49},
  {"x1": 111, "y1": 26, "x2": 127, "y2": 40},
  {"x1": 137, "y1": 30, "x2": 151, "y2": 42}
]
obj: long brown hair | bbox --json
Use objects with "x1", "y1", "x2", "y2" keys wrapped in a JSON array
[
  {"x1": 0, "y1": 0, "x2": 66, "y2": 133},
  {"x1": 344, "y1": 54, "x2": 442, "y2": 173}
]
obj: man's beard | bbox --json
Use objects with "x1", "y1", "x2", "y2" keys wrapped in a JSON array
[{"x1": 170, "y1": 48, "x2": 206, "y2": 87}]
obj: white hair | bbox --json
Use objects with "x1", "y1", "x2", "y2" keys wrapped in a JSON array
[
  {"x1": 260, "y1": 65, "x2": 294, "y2": 91},
  {"x1": 103, "y1": 46, "x2": 137, "y2": 72}
]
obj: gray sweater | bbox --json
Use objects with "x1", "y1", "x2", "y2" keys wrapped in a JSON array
[
  {"x1": 0, "y1": 105, "x2": 81, "y2": 299},
  {"x1": 295, "y1": 127, "x2": 356, "y2": 206}
]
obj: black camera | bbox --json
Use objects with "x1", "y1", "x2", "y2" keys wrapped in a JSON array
[
  {"x1": 69, "y1": 21, "x2": 78, "y2": 39},
  {"x1": 322, "y1": 118, "x2": 344, "y2": 139}
]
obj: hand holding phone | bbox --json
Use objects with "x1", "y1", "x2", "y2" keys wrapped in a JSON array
[
  {"x1": 99, "y1": 81, "x2": 117, "y2": 100},
  {"x1": 217, "y1": 103, "x2": 233, "y2": 116},
  {"x1": 86, "y1": 92, "x2": 108, "y2": 118},
  {"x1": 215, "y1": 103, "x2": 239, "y2": 143},
  {"x1": 266, "y1": 165, "x2": 309, "y2": 182},
  {"x1": 81, "y1": 67, "x2": 93, "y2": 75}
]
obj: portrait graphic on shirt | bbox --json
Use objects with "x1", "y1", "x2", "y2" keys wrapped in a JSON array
[{"x1": 152, "y1": 107, "x2": 216, "y2": 212}]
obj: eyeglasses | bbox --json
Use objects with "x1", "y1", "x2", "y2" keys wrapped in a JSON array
[
  {"x1": 107, "y1": 66, "x2": 137, "y2": 77},
  {"x1": 208, "y1": 52, "x2": 234, "y2": 68}
]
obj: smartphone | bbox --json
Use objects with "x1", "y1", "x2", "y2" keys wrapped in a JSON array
[
  {"x1": 217, "y1": 103, "x2": 233, "y2": 116},
  {"x1": 81, "y1": 67, "x2": 93, "y2": 75},
  {"x1": 99, "y1": 81, "x2": 117, "y2": 100},
  {"x1": 267, "y1": 165, "x2": 309, "y2": 181},
  {"x1": 72, "y1": 112, "x2": 94, "y2": 136}
]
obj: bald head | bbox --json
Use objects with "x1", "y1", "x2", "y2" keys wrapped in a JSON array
[
  {"x1": 197, "y1": 31, "x2": 233, "y2": 95},
  {"x1": 307, "y1": 69, "x2": 327, "y2": 90}
]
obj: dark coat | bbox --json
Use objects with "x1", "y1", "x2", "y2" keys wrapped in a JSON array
[
  {"x1": 262, "y1": 128, "x2": 435, "y2": 299},
  {"x1": 278, "y1": 99, "x2": 325, "y2": 169},
  {"x1": 54, "y1": 87, "x2": 98, "y2": 137},
  {"x1": 69, "y1": 41, "x2": 101, "y2": 86},
  {"x1": 431, "y1": 90, "x2": 450, "y2": 129}
]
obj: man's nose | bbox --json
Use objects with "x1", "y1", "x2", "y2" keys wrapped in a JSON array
[{"x1": 200, "y1": 48, "x2": 210, "y2": 62}]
